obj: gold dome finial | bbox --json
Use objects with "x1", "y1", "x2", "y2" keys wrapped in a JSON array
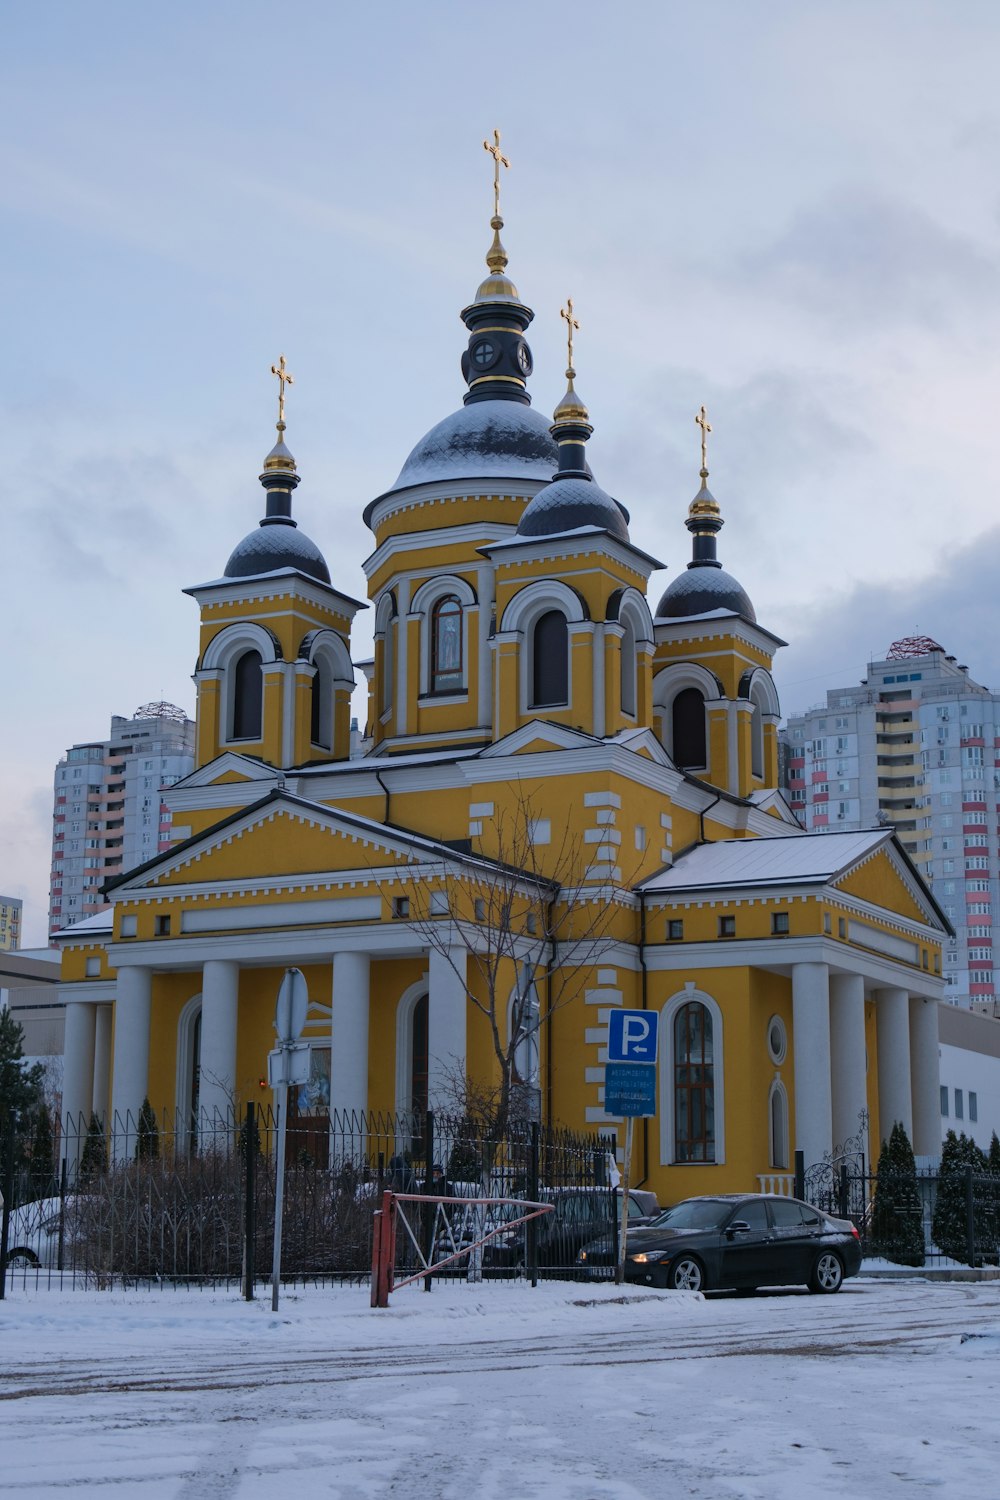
[
  {"x1": 271, "y1": 354, "x2": 294, "y2": 424},
  {"x1": 553, "y1": 298, "x2": 590, "y2": 422},
  {"x1": 695, "y1": 404, "x2": 711, "y2": 474},
  {"x1": 688, "y1": 404, "x2": 720, "y2": 518},
  {"x1": 483, "y1": 129, "x2": 510, "y2": 222},
  {"x1": 263, "y1": 354, "x2": 297, "y2": 473},
  {"x1": 474, "y1": 129, "x2": 521, "y2": 299}
]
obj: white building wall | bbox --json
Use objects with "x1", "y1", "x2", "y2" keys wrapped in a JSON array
[{"x1": 938, "y1": 1005, "x2": 1000, "y2": 1151}]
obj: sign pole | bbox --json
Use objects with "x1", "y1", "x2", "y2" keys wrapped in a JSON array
[
  {"x1": 271, "y1": 1071, "x2": 288, "y2": 1312},
  {"x1": 615, "y1": 1115, "x2": 634, "y2": 1287},
  {"x1": 268, "y1": 967, "x2": 310, "y2": 1313}
]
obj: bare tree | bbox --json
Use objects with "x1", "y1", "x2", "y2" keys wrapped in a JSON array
[{"x1": 390, "y1": 791, "x2": 634, "y2": 1144}]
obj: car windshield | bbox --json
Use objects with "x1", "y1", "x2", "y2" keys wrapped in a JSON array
[{"x1": 650, "y1": 1199, "x2": 731, "y2": 1232}]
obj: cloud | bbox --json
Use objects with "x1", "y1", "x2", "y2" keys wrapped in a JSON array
[
  {"x1": 739, "y1": 189, "x2": 1000, "y2": 333},
  {"x1": 772, "y1": 525, "x2": 1000, "y2": 715}
]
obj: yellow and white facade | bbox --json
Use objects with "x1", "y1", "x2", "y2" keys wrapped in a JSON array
[{"x1": 55, "y1": 197, "x2": 950, "y2": 1201}]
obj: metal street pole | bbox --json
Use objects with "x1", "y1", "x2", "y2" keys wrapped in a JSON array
[
  {"x1": 271, "y1": 1076, "x2": 288, "y2": 1312},
  {"x1": 615, "y1": 1114, "x2": 634, "y2": 1287},
  {"x1": 268, "y1": 968, "x2": 310, "y2": 1313}
]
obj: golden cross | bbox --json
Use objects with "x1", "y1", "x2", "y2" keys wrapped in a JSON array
[
  {"x1": 270, "y1": 354, "x2": 294, "y2": 424},
  {"x1": 561, "y1": 298, "x2": 580, "y2": 371},
  {"x1": 695, "y1": 404, "x2": 712, "y2": 471},
  {"x1": 483, "y1": 128, "x2": 510, "y2": 218}
]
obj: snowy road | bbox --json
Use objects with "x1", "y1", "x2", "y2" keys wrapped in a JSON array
[{"x1": 3, "y1": 1278, "x2": 1000, "y2": 1498}]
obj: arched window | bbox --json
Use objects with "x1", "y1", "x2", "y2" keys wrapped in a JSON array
[
  {"x1": 620, "y1": 617, "x2": 636, "y2": 717},
  {"x1": 175, "y1": 995, "x2": 202, "y2": 1156},
  {"x1": 431, "y1": 596, "x2": 463, "y2": 692},
  {"x1": 381, "y1": 618, "x2": 394, "y2": 716},
  {"x1": 672, "y1": 687, "x2": 706, "y2": 768},
  {"x1": 231, "y1": 649, "x2": 263, "y2": 739},
  {"x1": 673, "y1": 1001, "x2": 715, "y2": 1162},
  {"x1": 531, "y1": 610, "x2": 569, "y2": 708},
  {"x1": 410, "y1": 994, "x2": 428, "y2": 1118},
  {"x1": 510, "y1": 970, "x2": 540, "y2": 1088},
  {"x1": 311, "y1": 659, "x2": 331, "y2": 749},
  {"x1": 750, "y1": 685, "x2": 767, "y2": 780},
  {"x1": 770, "y1": 1081, "x2": 789, "y2": 1170}
]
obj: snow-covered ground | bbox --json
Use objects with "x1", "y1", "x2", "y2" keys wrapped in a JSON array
[{"x1": 3, "y1": 1277, "x2": 1000, "y2": 1498}]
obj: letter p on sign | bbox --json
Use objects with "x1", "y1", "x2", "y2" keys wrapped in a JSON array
[{"x1": 607, "y1": 1008, "x2": 659, "y2": 1063}]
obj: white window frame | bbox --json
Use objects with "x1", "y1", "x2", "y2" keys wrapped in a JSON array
[
  {"x1": 769, "y1": 1077, "x2": 790, "y2": 1170},
  {"x1": 659, "y1": 986, "x2": 725, "y2": 1166},
  {"x1": 411, "y1": 574, "x2": 477, "y2": 701}
]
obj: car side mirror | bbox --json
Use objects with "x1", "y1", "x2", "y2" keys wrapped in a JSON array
[{"x1": 726, "y1": 1220, "x2": 751, "y2": 1237}]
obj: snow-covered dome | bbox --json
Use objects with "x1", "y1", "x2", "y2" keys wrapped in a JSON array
[
  {"x1": 224, "y1": 522, "x2": 331, "y2": 585},
  {"x1": 655, "y1": 565, "x2": 756, "y2": 622},
  {"x1": 516, "y1": 474, "x2": 629, "y2": 543},
  {"x1": 388, "y1": 401, "x2": 559, "y2": 493}
]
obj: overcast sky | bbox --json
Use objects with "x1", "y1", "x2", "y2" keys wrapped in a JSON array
[{"x1": 5, "y1": 1, "x2": 1000, "y2": 945}]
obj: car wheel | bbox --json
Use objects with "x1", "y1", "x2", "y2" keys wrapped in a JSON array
[
  {"x1": 809, "y1": 1251, "x2": 844, "y2": 1294},
  {"x1": 667, "y1": 1255, "x2": 705, "y2": 1292}
]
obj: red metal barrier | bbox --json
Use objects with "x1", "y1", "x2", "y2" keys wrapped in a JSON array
[{"x1": 370, "y1": 1191, "x2": 553, "y2": 1307}]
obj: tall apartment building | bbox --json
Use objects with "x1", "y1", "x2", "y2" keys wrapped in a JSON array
[
  {"x1": 49, "y1": 703, "x2": 195, "y2": 938},
  {"x1": 0, "y1": 896, "x2": 23, "y2": 951},
  {"x1": 782, "y1": 638, "x2": 1000, "y2": 1011}
]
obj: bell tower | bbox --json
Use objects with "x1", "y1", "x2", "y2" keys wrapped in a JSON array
[
  {"x1": 185, "y1": 360, "x2": 364, "y2": 772},
  {"x1": 652, "y1": 408, "x2": 784, "y2": 795}
]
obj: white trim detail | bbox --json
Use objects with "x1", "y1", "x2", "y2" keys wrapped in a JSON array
[{"x1": 179, "y1": 896, "x2": 381, "y2": 933}]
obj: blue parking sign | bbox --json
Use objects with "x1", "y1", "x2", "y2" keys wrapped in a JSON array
[
  {"x1": 607, "y1": 1009, "x2": 658, "y2": 1064},
  {"x1": 604, "y1": 1061, "x2": 657, "y2": 1118}
]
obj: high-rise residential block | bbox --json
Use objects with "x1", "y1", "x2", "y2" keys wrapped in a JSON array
[
  {"x1": 0, "y1": 895, "x2": 22, "y2": 951},
  {"x1": 49, "y1": 704, "x2": 195, "y2": 937},
  {"x1": 782, "y1": 638, "x2": 1000, "y2": 1011}
]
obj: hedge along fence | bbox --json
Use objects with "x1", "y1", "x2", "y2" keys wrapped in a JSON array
[{"x1": 1, "y1": 1104, "x2": 613, "y2": 1289}]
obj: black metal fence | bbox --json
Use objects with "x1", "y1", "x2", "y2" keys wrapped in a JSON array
[
  {"x1": 0, "y1": 1105, "x2": 617, "y2": 1292},
  {"x1": 797, "y1": 1153, "x2": 1000, "y2": 1270}
]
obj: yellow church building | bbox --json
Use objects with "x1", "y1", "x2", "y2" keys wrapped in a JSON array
[{"x1": 55, "y1": 160, "x2": 948, "y2": 1202}]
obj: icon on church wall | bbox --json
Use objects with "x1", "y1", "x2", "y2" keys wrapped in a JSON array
[{"x1": 296, "y1": 1046, "x2": 331, "y2": 1112}]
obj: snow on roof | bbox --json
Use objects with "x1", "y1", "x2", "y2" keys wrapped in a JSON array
[
  {"x1": 640, "y1": 830, "x2": 893, "y2": 893},
  {"x1": 384, "y1": 401, "x2": 558, "y2": 494},
  {"x1": 52, "y1": 909, "x2": 114, "y2": 941}
]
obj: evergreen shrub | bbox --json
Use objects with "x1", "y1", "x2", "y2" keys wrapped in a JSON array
[{"x1": 871, "y1": 1121, "x2": 925, "y2": 1267}]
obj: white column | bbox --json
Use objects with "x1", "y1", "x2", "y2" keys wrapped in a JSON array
[
  {"x1": 876, "y1": 986, "x2": 912, "y2": 1139},
  {"x1": 792, "y1": 962, "x2": 833, "y2": 1168},
  {"x1": 62, "y1": 1000, "x2": 96, "y2": 1171},
  {"x1": 331, "y1": 951, "x2": 370, "y2": 1121},
  {"x1": 199, "y1": 959, "x2": 240, "y2": 1128},
  {"x1": 111, "y1": 966, "x2": 152, "y2": 1138},
  {"x1": 910, "y1": 996, "x2": 941, "y2": 1157},
  {"x1": 92, "y1": 1004, "x2": 113, "y2": 1121},
  {"x1": 829, "y1": 972, "x2": 868, "y2": 1151},
  {"x1": 592, "y1": 623, "x2": 606, "y2": 738},
  {"x1": 477, "y1": 564, "x2": 494, "y2": 730},
  {"x1": 396, "y1": 577, "x2": 410, "y2": 735},
  {"x1": 428, "y1": 945, "x2": 467, "y2": 1112}
]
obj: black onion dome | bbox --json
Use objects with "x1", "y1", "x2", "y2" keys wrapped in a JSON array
[
  {"x1": 656, "y1": 565, "x2": 755, "y2": 622},
  {"x1": 389, "y1": 402, "x2": 559, "y2": 492},
  {"x1": 224, "y1": 523, "x2": 331, "y2": 585},
  {"x1": 223, "y1": 421, "x2": 331, "y2": 585},
  {"x1": 516, "y1": 475, "x2": 629, "y2": 542}
]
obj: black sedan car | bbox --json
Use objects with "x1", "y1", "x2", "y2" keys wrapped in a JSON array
[{"x1": 577, "y1": 1193, "x2": 862, "y2": 1294}]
